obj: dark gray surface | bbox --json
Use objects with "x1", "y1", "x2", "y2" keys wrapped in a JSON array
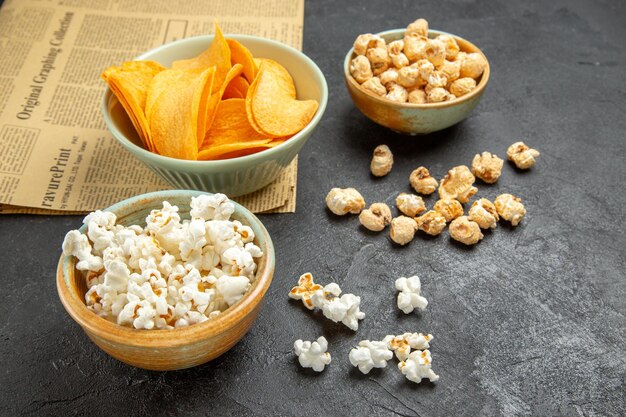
[{"x1": 1, "y1": 0, "x2": 625, "y2": 416}]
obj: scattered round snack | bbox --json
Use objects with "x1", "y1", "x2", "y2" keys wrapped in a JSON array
[
  {"x1": 61, "y1": 194, "x2": 263, "y2": 329},
  {"x1": 410, "y1": 166, "x2": 439, "y2": 195},
  {"x1": 494, "y1": 193, "x2": 526, "y2": 226},
  {"x1": 507, "y1": 141, "x2": 540, "y2": 169},
  {"x1": 390, "y1": 216, "x2": 418, "y2": 245},
  {"x1": 468, "y1": 198, "x2": 499, "y2": 229},
  {"x1": 395, "y1": 276, "x2": 428, "y2": 314},
  {"x1": 349, "y1": 18, "x2": 486, "y2": 104},
  {"x1": 294, "y1": 336, "x2": 331, "y2": 372},
  {"x1": 471, "y1": 151, "x2": 504, "y2": 184},
  {"x1": 325, "y1": 187, "x2": 366, "y2": 215},
  {"x1": 433, "y1": 198, "x2": 464, "y2": 223},
  {"x1": 449, "y1": 216, "x2": 483, "y2": 245},
  {"x1": 415, "y1": 210, "x2": 447, "y2": 236},
  {"x1": 359, "y1": 203, "x2": 392, "y2": 232},
  {"x1": 370, "y1": 144, "x2": 394, "y2": 176},
  {"x1": 396, "y1": 193, "x2": 426, "y2": 217},
  {"x1": 438, "y1": 165, "x2": 477, "y2": 203}
]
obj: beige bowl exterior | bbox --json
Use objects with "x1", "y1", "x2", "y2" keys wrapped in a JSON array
[
  {"x1": 56, "y1": 190, "x2": 275, "y2": 371},
  {"x1": 344, "y1": 29, "x2": 490, "y2": 135}
]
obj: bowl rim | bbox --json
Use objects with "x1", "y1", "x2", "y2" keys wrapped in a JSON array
[
  {"x1": 102, "y1": 33, "x2": 328, "y2": 166},
  {"x1": 343, "y1": 28, "x2": 490, "y2": 109},
  {"x1": 56, "y1": 190, "x2": 275, "y2": 348}
]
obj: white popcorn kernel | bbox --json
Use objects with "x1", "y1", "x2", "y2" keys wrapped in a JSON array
[
  {"x1": 215, "y1": 275, "x2": 250, "y2": 306},
  {"x1": 190, "y1": 193, "x2": 234, "y2": 221},
  {"x1": 349, "y1": 340, "x2": 394, "y2": 374},
  {"x1": 221, "y1": 245, "x2": 258, "y2": 279},
  {"x1": 385, "y1": 332, "x2": 433, "y2": 361},
  {"x1": 311, "y1": 283, "x2": 365, "y2": 331},
  {"x1": 294, "y1": 336, "x2": 332, "y2": 372},
  {"x1": 62, "y1": 230, "x2": 103, "y2": 272},
  {"x1": 103, "y1": 258, "x2": 131, "y2": 292},
  {"x1": 395, "y1": 276, "x2": 428, "y2": 314},
  {"x1": 398, "y1": 349, "x2": 439, "y2": 383},
  {"x1": 146, "y1": 201, "x2": 184, "y2": 255},
  {"x1": 288, "y1": 272, "x2": 323, "y2": 310},
  {"x1": 179, "y1": 218, "x2": 208, "y2": 268},
  {"x1": 82, "y1": 210, "x2": 117, "y2": 255}
]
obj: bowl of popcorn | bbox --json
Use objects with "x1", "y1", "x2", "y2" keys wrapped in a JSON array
[
  {"x1": 57, "y1": 190, "x2": 274, "y2": 370},
  {"x1": 344, "y1": 18, "x2": 489, "y2": 135},
  {"x1": 102, "y1": 22, "x2": 327, "y2": 197}
]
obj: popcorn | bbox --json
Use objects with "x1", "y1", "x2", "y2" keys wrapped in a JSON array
[
  {"x1": 289, "y1": 272, "x2": 323, "y2": 310},
  {"x1": 395, "y1": 193, "x2": 426, "y2": 217},
  {"x1": 494, "y1": 193, "x2": 526, "y2": 226},
  {"x1": 395, "y1": 276, "x2": 428, "y2": 314},
  {"x1": 370, "y1": 144, "x2": 394, "y2": 177},
  {"x1": 349, "y1": 340, "x2": 394, "y2": 374},
  {"x1": 294, "y1": 336, "x2": 331, "y2": 372},
  {"x1": 507, "y1": 141, "x2": 540, "y2": 170},
  {"x1": 311, "y1": 283, "x2": 366, "y2": 331},
  {"x1": 359, "y1": 203, "x2": 392, "y2": 232},
  {"x1": 61, "y1": 195, "x2": 262, "y2": 330},
  {"x1": 449, "y1": 216, "x2": 484, "y2": 245},
  {"x1": 350, "y1": 18, "x2": 486, "y2": 104},
  {"x1": 190, "y1": 193, "x2": 235, "y2": 221},
  {"x1": 398, "y1": 349, "x2": 439, "y2": 383},
  {"x1": 385, "y1": 332, "x2": 433, "y2": 361},
  {"x1": 290, "y1": 273, "x2": 365, "y2": 331},
  {"x1": 325, "y1": 187, "x2": 366, "y2": 215},
  {"x1": 62, "y1": 230, "x2": 103, "y2": 272}
]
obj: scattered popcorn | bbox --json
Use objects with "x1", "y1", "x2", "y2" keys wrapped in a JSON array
[
  {"x1": 359, "y1": 203, "x2": 392, "y2": 232},
  {"x1": 433, "y1": 198, "x2": 464, "y2": 223},
  {"x1": 289, "y1": 272, "x2": 323, "y2": 310},
  {"x1": 468, "y1": 198, "x2": 499, "y2": 229},
  {"x1": 507, "y1": 141, "x2": 540, "y2": 169},
  {"x1": 61, "y1": 194, "x2": 263, "y2": 330},
  {"x1": 415, "y1": 210, "x2": 447, "y2": 236},
  {"x1": 438, "y1": 165, "x2": 478, "y2": 203},
  {"x1": 395, "y1": 193, "x2": 426, "y2": 217},
  {"x1": 294, "y1": 336, "x2": 332, "y2": 372},
  {"x1": 398, "y1": 349, "x2": 439, "y2": 383},
  {"x1": 311, "y1": 283, "x2": 366, "y2": 331},
  {"x1": 370, "y1": 144, "x2": 394, "y2": 177},
  {"x1": 325, "y1": 187, "x2": 366, "y2": 215},
  {"x1": 350, "y1": 18, "x2": 485, "y2": 103},
  {"x1": 349, "y1": 340, "x2": 394, "y2": 374},
  {"x1": 410, "y1": 166, "x2": 439, "y2": 195},
  {"x1": 290, "y1": 274, "x2": 365, "y2": 331},
  {"x1": 395, "y1": 276, "x2": 428, "y2": 314},
  {"x1": 494, "y1": 193, "x2": 526, "y2": 226},
  {"x1": 385, "y1": 332, "x2": 433, "y2": 361},
  {"x1": 449, "y1": 216, "x2": 484, "y2": 245},
  {"x1": 390, "y1": 216, "x2": 417, "y2": 245},
  {"x1": 471, "y1": 151, "x2": 504, "y2": 184}
]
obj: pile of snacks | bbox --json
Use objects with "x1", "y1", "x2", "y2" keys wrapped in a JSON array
[
  {"x1": 325, "y1": 141, "x2": 539, "y2": 246},
  {"x1": 289, "y1": 272, "x2": 439, "y2": 384},
  {"x1": 102, "y1": 22, "x2": 318, "y2": 161},
  {"x1": 62, "y1": 194, "x2": 263, "y2": 329},
  {"x1": 349, "y1": 18, "x2": 487, "y2": 104}
]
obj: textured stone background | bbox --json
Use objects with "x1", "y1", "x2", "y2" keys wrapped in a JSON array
[{"x1": 1, "y1": 0, "x2": 625, "y2": 416}]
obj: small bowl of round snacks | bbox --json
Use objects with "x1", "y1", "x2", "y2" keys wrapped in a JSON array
[
  {"x1": 102, "y1": 22, "x2": 327, "y2": 197},
  {"x1": 57, "y1": 190, "x2": 274, "y2": 370},
  {"x1": 344, "y1": 18, "x2": 489, "y2": 135}
]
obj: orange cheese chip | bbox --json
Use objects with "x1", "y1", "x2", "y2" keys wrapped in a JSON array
[
  {"x1": 172, "y1": 22, "x2": 231, "y2": 92},
  {"x1": 200, "y1": 98, "x2": 269, "y2": 160},
  {"x1": 148, "y1": 68, "x2": 214, "y2": 160},
  {"x1": 246, "y1": 59, "x2": 318, "y2": 137},
  {"x1": 222, "y1": 75, "x2": 250, "y2": 99},
  {"x1": 101, "y1": 60, "x2": 165, "y2": 151},
  {"x1": 227, "y1": 39, "x2": 257, "y2": 83}
]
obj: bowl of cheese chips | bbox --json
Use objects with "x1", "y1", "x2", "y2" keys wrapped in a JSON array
[{"x1": 102, "y1": 24, "x2": 327, "y2": 197}]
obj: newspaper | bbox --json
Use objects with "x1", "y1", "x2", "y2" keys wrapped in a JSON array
[{"x1": 0, "y1": 0, "x2": 304, "y2": 215}]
